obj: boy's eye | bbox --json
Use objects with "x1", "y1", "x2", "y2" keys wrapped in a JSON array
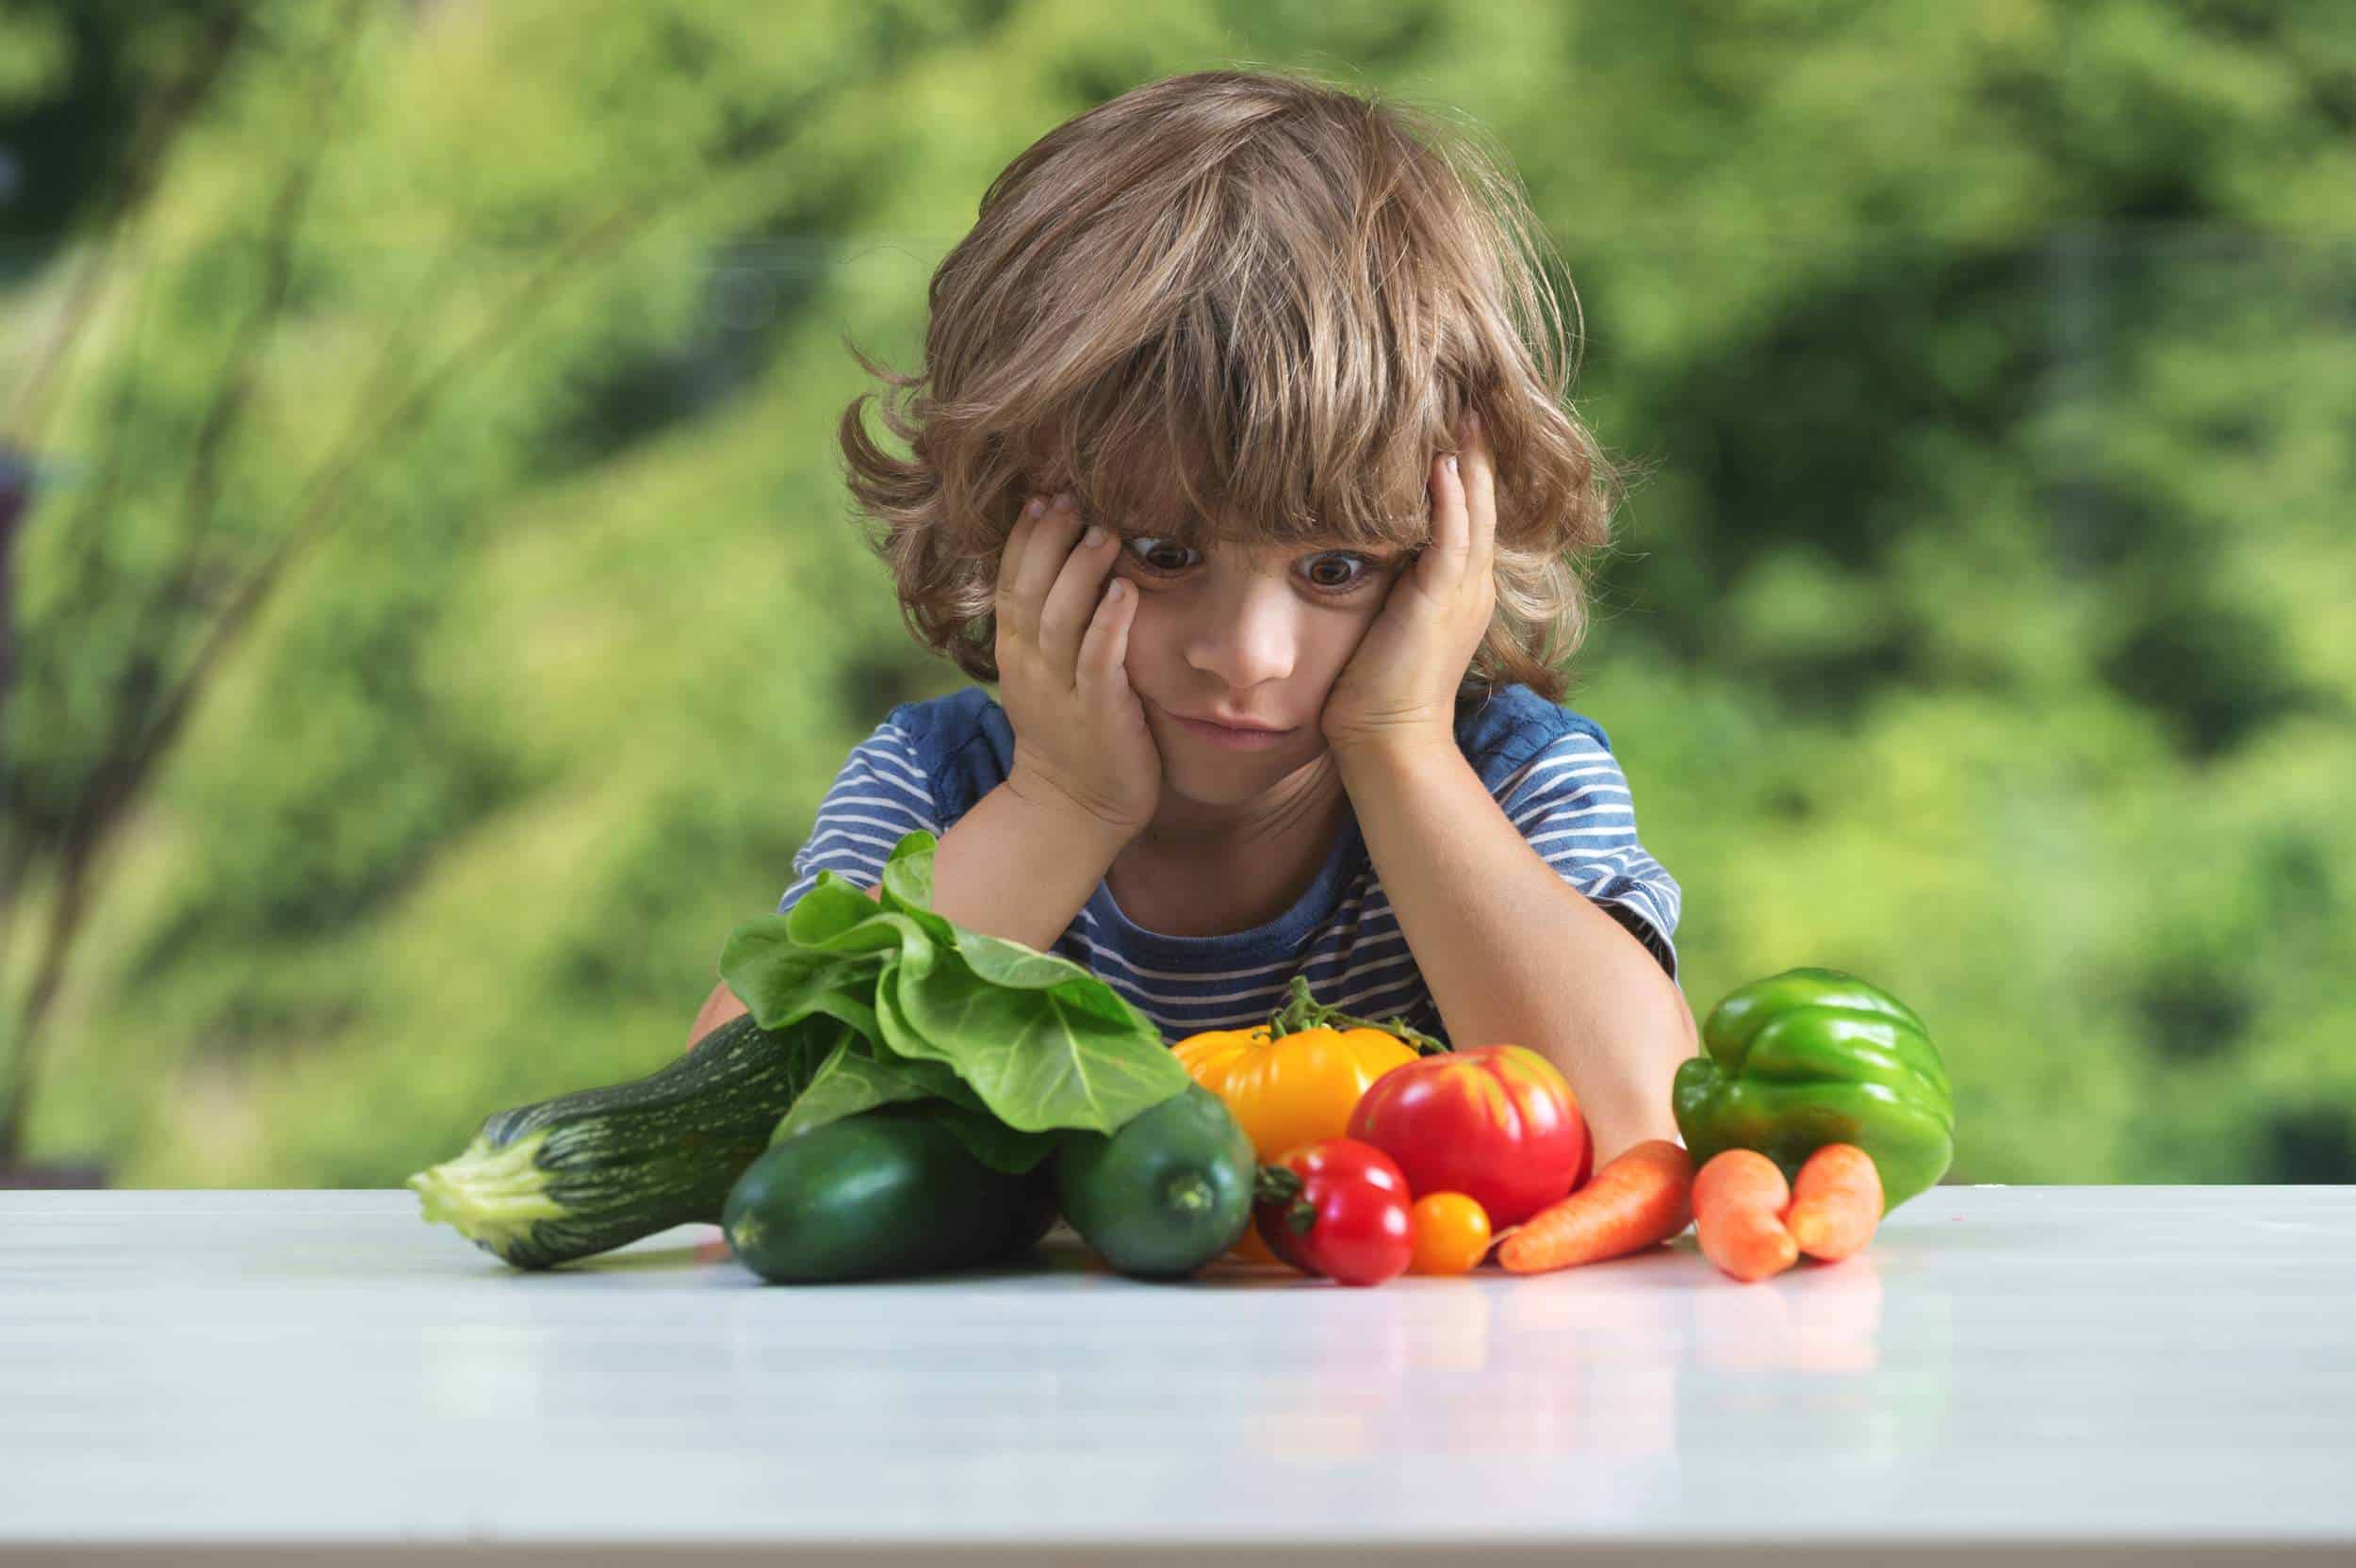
[
  {"x1": 1121, "y1": 536, "x2": 1383, "y2": 595},
  {"x1": 1301, "y1": 553, "x2": 1381, "y2": 593},
  {"x1": 1123, "y1": 537, "x2": 1196, "y2": 575}
]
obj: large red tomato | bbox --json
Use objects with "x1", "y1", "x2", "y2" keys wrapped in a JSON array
[{"x1": 1345, "y1": 1045, "x2": 1592, "y2": 1227}]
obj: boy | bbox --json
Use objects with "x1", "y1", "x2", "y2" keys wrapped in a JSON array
[{"x1": 691, "y1": 69, "x2": 1693, "y2": 1161}]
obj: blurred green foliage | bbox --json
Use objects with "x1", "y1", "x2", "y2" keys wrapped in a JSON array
[{"x1": 1, "y1": 0, "x2": 2350, "y2": 1186}]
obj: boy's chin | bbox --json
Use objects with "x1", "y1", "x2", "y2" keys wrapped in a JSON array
[{"x1": 1159, "y1": 743, "x2": 1322, "y2": 804}]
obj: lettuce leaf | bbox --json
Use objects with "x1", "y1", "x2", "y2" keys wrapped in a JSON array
[{"x1": 721, "y1": 830, "x2": 1186, "y2": 1149}]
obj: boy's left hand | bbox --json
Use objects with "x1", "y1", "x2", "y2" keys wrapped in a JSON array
[{"x1": 1320, "y1": 411, "x2": 1497, "y2": 761}]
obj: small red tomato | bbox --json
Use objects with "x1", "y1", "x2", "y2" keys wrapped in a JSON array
[
  {"x1": 1253, "y1": 1138, "x2": 1415, "y2": 1287},
  {"x1": 1347, "y1": 1045, "x2": 1591, "y2": 1228}
]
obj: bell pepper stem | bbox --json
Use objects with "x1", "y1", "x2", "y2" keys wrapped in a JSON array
[{"x1": 1265, "y1": 973, "x2": 1451, "y2": 1054}]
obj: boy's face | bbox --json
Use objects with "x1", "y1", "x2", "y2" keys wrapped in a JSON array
[{"x1": 1106, "y1": 530, "x2": 1415, "y2": 804}]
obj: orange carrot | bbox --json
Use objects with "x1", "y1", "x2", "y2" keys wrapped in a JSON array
[
  {"x1": 1785, "y1": 1142, "x2": 1882, "y2": 1262},
  {"x1": 1496, "y1": 1139, "x2": 1694, "y2": 1275},
  {"x1": 1692, "y1": 1147, "x2": 1788, "y2": 1219},
  {"x1": 1697, "y1": 1204, "x2": 1799, "y2": 1282},
  {"x1": 1693, "y1": 1148, "x2": 1799, "y2": 1282}
]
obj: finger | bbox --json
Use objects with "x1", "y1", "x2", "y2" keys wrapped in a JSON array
[
  {"x1": 1463, "y1": 412, "x2": 1497, "y2": 557},
  {"x1": 1429, "y1": 449, "x2": 1468, "y2": 576},
  {"x1": 996, "y1": 496, "x2": 1047, "y2": 625},
  {"x1": 1037, "y1": 512, "x2": 1121, "y2": 677},
  {"x1": 1007, "y1": 493, "x2": 1086, "y2": 641},
  {"x1": 1075, "y1": 575, "x2": 1133, "y2": 694}
]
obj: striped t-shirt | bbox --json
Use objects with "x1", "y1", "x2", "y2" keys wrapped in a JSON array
[{"x1": 777, "y1": 684, "x2": 1682, "y2": 1050}]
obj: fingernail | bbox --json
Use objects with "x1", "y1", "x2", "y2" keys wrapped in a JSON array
[
  {"x1": 1025, "y1": 497, "x2": 1044, "y2": 518},
  {"x1": 1446, "y1": 452, "x2": 1460, "y2": 477},
  {"x1": 1083, "y1": 524, "x2": 1106, "y2": 547},
  {"x1": 1054, "y1": 492, "x2": 1074, "y2": 512},
  {"x1": 1465, "y1": 409, "x2": 1482, "y2": 434}
]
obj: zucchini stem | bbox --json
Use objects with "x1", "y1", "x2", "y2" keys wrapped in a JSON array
[{"x1": 407, "y1": 1130, "x2": 566, "y2": 1257}]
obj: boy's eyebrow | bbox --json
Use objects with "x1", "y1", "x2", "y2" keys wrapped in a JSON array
[{"x1": 1110, "y1": 524, "x2": 1404, "y2": 553}]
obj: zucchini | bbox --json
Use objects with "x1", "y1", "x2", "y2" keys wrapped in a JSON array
[
  {"x1": 722, "y1": 1104, "x2": 1054, "y2": 1282},
  {"x1": 408, "y1": 1012, "x2": 837, "y2": 1269},
  {"x1": 1055, "y1": 1083, "x2": 1255, "y2": 1279}
]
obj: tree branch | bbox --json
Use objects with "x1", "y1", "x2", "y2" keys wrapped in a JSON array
[{"x1": 0, "y1": 3, "x2": 256, "y2": 448}]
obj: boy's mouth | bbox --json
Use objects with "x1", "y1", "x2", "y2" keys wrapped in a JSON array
[
  {"x1": 1159, "y1": 703, "x2": 1297, "y2": 749},
  {"x1": 1173, "y1": 710, "x2": 1289, "y2": 732}
]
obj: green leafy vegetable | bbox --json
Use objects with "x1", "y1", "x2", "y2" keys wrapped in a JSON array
[
  {"x1": 716, "y1": 905, "x2": 883, "y2": 1042},
  {"x1": 770, "y1": 1032, "x2": 934, "y2": 1139},
  {"x1": 719, "y1": 830, "x2": 1188, "y2": 1164},
  {"x1": 889, "y1": 934, "x2": 1189, "y2": 1133}
]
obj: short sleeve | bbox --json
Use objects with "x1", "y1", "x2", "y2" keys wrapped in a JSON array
[
  {"x1": 777, "y1": 717, "x2": 942, "y2": 915},
  {"x1": 1495, "y1": 729, "x2": 1683, "y2": 984}
]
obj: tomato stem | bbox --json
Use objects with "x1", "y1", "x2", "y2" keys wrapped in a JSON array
[
  {"x1": 1265, "y1": 974, "x2": 1450, "y2": 1054},
  {"x1": 1253, "y1": 1165, "x2": 1304, "y2": 1204}
]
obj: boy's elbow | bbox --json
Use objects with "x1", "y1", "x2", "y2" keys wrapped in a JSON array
[{"x1": 686, "y1": 980, "x2": 749, "y2": 1051}]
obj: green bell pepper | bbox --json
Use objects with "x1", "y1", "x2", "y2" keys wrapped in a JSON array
[{"x1": 1672, "y1": 967, "x2": 1955, "y2": 1214}]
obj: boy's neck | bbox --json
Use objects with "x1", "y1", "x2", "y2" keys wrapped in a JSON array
[
  {"x1": 1109, "y1": 758, "x2": 1351, "y2": 938},
  {"x1": 1132, "y1": 752, "x2": 1347, "y2": 856}
]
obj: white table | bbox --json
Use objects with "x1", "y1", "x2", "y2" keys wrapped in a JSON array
[{"x1": 3, "y1": 1186, "x2": 2352, "y2": 1564}]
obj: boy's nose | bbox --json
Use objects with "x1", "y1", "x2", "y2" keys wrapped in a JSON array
[{"x1": 1184, "y1": 582, "x2": 1301, "y2": 687}]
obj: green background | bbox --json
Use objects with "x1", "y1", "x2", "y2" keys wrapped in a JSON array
[{"x1": 2, "y1": 0, "x2": 2349, "y2": 1187}]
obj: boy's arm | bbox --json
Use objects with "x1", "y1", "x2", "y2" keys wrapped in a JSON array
[
  {"x1": 925, "y1": 776, "x2": 1129, "y2": 950},
  {"x1": 683, "y1": 979, "x2": 750, "y2": 1051},
  {"x1": 1334, "y1": 740, "x2": 1694, "y2": 1167},
  {"x1": 682, "y1": 781, "x2": 1125, "y2": 1051}
]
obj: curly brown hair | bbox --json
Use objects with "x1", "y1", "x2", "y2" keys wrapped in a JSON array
[{"x1": 836, "y1": 67, "x2": 1642, "y2": 705}]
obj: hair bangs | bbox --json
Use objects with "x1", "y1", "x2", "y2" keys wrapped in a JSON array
[{"x1": 1042, "y1": 237, "x2": 1454, "y2": 554}]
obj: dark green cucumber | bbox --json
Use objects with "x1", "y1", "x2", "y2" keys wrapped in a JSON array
[
  {"x1": 409, "y1": 1012, "x2": 836, "y2": 1269},
  {"x1": 1055, "y1": 1083, "x2": 1255, "y2": 1279},
  {"x1": 722, "y1": 1104, "x2": 1051, "y2": 1282}
]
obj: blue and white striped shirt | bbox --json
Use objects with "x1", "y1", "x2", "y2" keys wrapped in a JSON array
[{"x1": 777, "y1": 685, "x2": 1682, "y2": 1050}]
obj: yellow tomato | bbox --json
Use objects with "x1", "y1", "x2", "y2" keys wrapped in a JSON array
[
  {"x1": 1170, "y1": 1021, "x2": 1419, "y2": 1165},
  {"x1": 1408, "y1": 1192, "x2": 1493, "y2": 1276}
]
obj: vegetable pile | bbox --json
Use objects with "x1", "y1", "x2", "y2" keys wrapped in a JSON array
[
  {"x1": 1490, "y1": 967, "x2": 1955, "y2": 1282},
  {"x1": 409, "y1": 828, "x2": 1956, "y2": 1289},
  {"x1": 411, "y1": 828, "x2": 1255, "y2": 1280},
  {"x1": 1671, "y1": 967, "x2": 1954, "y2": 1214}
]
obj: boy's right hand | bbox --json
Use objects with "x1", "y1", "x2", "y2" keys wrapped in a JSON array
[{"x1": 995, "y1": 491, "x2": 1162, "y2": 842}]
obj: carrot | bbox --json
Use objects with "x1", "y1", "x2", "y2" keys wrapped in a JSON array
[
  {"x1": 1697, "y1": 1204, "x2": 1799, "y2": 1282},
  {"x1": 1692, "y1": 1147, "x2": 1788, "y2": 1219},
  {"x1": 1693, "y1": 1148, "x2": 1798, "y2": 1282},
  {"x1": 1785, "y1": 1142, "x2": 1882, "y2": 1262},
  {"x1": 1496, "y1": 1138, "x2": 1694, "y2": 1274}
]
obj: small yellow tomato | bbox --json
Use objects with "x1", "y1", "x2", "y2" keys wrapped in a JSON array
[{"x1": 1407, "y1": 1192, "x2": 1493, "y2": 1276}]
